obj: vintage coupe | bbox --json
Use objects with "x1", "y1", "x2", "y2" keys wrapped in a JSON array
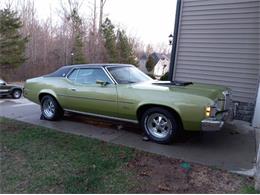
[{"x1": 24, "y1": 64, "x2": 234, "y2": 144}]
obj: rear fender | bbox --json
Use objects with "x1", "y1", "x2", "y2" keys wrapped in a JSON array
[{"x1": 38, "y1": 89, "x2": 58, "y2": 102}]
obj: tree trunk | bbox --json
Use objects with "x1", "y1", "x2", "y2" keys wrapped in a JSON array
[{"x1": 98, "y1": 0, "x2": 106, "y2": 33}]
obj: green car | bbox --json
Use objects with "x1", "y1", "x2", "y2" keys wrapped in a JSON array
[{"x1": 24, "y1": 64, "x2": 235, "y2": 144}]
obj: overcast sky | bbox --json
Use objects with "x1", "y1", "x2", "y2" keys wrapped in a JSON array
[{"x1": 2, "y1": 0, "x2": 177, "y2": 47}]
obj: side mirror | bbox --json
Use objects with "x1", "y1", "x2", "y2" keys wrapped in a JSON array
[
  {"x1": 96, "y1": 80, "x2": 109, "y2": 86},
  {"x1": 0, "y1": 82, "x2": 6, "y2": 86}
]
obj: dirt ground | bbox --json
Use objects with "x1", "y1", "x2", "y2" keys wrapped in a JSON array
[
  {"x1": 62, "y1": 113, "x2": 256, "y2": 193},
  {"x1": 126, "y1": 152, "x2": 254, "y2": 194}
]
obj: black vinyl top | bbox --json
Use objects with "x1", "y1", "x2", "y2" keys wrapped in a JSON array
[
  {"x1": 66, "y1": 64, "x2": 133, "y2": 69},
  {"x1": 45, "y1": 64, "x2": 133, "y2": 77},
  {"x1": 45, "y1": 66, "x2": 73, "y2": 77}
]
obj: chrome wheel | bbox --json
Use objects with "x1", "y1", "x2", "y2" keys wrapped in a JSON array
[
  {"x1": 41, "y1": 95, "x2": 63, "y2": 121},
  {"x1": 145, "y1": 113, "x2": 173, "y2": 139},
  {"x1": 42, "y1": 98, "x2": 55, "y2": 118}
]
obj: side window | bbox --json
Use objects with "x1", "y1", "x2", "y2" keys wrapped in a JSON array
[
  {"x1": 74, "y1": 68, "x2": 112, "y2": 84},
  {"x1": 68, "y1": 69, "x2": 79, "y2": 82}
]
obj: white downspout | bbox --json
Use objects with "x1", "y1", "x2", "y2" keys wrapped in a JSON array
[
  {"x1": 253, "y1": 83, "x2": 260, "y2": 128},
  {"x1": 254, "y1": 82, "x2": 260, "y2": 191}
]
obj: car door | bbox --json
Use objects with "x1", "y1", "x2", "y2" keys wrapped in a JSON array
[{"x1": 63, "y1": 67, "x2": 118, "y2": 117}]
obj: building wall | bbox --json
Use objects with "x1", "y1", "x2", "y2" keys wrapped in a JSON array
[{"x1": 172, "y1": 0, "x2": 260, "y2": 121}]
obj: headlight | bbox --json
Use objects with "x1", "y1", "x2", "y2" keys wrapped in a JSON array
[
  {"x1": 205, "y1": 105, "x2": 217, "y2": 118},
  {"x1": 205, "y1": 106, "x2": 211, "y2": 117}
]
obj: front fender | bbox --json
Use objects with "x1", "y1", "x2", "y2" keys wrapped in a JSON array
[
  {"x1": 136, "y1": 101, "x2": 182, "y2": 117},
  {"x1": 136, "y1": 96, "x2": 211, "y2": 131}
]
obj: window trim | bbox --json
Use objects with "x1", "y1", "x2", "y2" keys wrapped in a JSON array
[
  {"x1": 67, "y1": 68, "x2": 79, "y2": 82},
  {"x1": 103, "y1": 67, "x2": 118, "y2": 85},
  {"x1": 106, "y1": 66, "x2": 152, "y2": 84},
  {"x1": 66, "y1": 67, "x2": 116, "y2": 85}
]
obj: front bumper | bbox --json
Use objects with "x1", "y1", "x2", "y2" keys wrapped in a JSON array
[
  {"x1": 201, "y1": 118, "x2": 224, "y2": 131},
  {"x1": 201, "y1": 103, "x2": 237, "y2": 132}
]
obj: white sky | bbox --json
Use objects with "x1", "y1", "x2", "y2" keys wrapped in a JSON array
[{"x1": 2, "y1": 0, "x2": 177, "y2": 47}]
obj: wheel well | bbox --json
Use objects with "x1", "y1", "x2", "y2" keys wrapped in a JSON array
[
  {"x1": 12, "y1": 88, "x2": 22, "y2": 93},
  {"x1": 39, "y1": 93, "x2": 56, "y2": 102},
  {"x1": 39, "y1": 93, "x2": 63, "y2": 110},
  {"x1": 136, "y1": 104, "x2": 183, "y2": 129}
]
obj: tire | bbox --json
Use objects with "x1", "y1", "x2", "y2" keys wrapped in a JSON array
[
  {"x1": 12, "y1": 89, "x2": 22, "y2": 99},
  {"x1": 40, "y1": 95, "x2": 63, "y2": 121},
  {"x1": 141, "y1": 107, "x2": 181, "y2": 144}
]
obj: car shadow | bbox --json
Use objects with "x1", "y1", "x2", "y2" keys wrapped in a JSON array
[
  {"x1": 0, "y1": 96, "x2": 23, "y2": 99},
  {"x1": 63, "y1": 111, "x2": 206, "y2": 144}
]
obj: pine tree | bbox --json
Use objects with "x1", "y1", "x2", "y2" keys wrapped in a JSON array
[
  {"x1": 116, "y1": 29, "x2": 137, "y2": 65},
  {"x1": 69, "y1": 8, "x2": 86, "y2": 64},
  {"x1": 146, "y1": 54, "x2": 156, "y2": 72},
  {"x1": 73, "y1": 34, "x2": 86, "y2": 64},
  {"x1": 101, "y1": 18, "x2": 118, "y2": 63},
  {"x1": 0, "y1": 8, "x2": 28, "y2": 68}
]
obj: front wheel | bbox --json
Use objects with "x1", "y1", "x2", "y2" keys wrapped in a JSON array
[
  {"x1": 141, "y1": 107, "x2": 181, "y2": 144},
  {"x1": 12, "y1": 89, "x2": 22, "y2": 99},
  {"x1": 41, "y1": 95, "x2": 63, "y2": 121}
]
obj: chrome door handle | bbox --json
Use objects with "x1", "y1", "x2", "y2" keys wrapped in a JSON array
[{"x1": 70, "y1": 88, "x2": 77, "y2": 92}]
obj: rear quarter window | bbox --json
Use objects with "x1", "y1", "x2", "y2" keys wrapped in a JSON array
[{"x1": 45, "y1": 66, "x2": 73, "y2": 77}]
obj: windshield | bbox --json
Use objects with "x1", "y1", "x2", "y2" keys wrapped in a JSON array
[{"x1": 107, "y1": 66, "x2": 153, "y2": 84}]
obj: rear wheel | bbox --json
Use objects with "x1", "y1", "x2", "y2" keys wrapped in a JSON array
[
  {"x1": 141, "y1": 107, "x2": 181, "y2": 144},
  {"x1": 41, "y1": 95, "x2": 63, "y2": 121},
  {"x1": 12, "y1": 89, "x2": 22, "y2": 99}
]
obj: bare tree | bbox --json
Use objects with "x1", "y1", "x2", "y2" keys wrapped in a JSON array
[
  {"x1": 98, "y1": 0, "x2": 107, "y2": 33},
  {"x1": 1, "y1": 0, "x2": 143, "y2": 81}
]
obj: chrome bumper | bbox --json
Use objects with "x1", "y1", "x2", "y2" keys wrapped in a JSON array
[
  {"x1": 201, "y1": 103, "x2": 238, "y2": 132},
  {"x1": 201, "y1": 118, "x2": 224, "y2": 131}
]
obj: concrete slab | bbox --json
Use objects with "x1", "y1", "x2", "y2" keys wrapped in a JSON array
[
  {"x1": 111, "y1": 127, "x2": 255, "y2": 171},
  {"x1": 0, "y1": 97, "x2": 256, "y2": 172}
]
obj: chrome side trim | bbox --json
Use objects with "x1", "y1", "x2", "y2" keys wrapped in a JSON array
[
  {"x1": 58, "y1": 94, "x2": 117, "y2": 103},
  {"x1": 103, "y1": 66, "x2": 118, "y2": 84},
  {"x1": 102, "y1": 67, "x2": 117, "y2": 85},
  {"x1": 58, "y1": 94, "x2": 134, "y2": 104},
  {"x1": 64, "y1": 109, "x2": 139, "y2": 124},
  {"x1": 66, "y1": 67, "x2": 78, "y2": 79}
]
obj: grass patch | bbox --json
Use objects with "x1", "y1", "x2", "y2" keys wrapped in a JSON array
[
  {"x1": 0, "y1": 117, "x2": 136, "y2": 193},
  {"x1": 241, "y1": 186, "x2": 259, "y2": 194},
  {"x1": 0, "y1": 117, "x2": 254, "y2": 193}
]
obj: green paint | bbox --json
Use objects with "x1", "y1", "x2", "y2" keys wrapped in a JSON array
[{"x1": 24, "y1": 71, "x2": 228, "y2": 131}]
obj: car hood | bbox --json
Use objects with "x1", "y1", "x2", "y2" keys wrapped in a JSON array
[{"x1": 132, "y1": 80, "x2": 228, "y2": 101}]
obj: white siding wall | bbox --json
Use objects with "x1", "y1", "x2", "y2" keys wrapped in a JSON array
[{"x1": 173, "y1": 0, "x2": 260, "y2": 103}]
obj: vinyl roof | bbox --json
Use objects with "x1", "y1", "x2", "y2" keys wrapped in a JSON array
[
  {"x1": 64, "y1": 64, "x2": 134, "y2": 69},
  {"x1": 45, "y1": 64, "x2": 135, "y2": 77}
]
